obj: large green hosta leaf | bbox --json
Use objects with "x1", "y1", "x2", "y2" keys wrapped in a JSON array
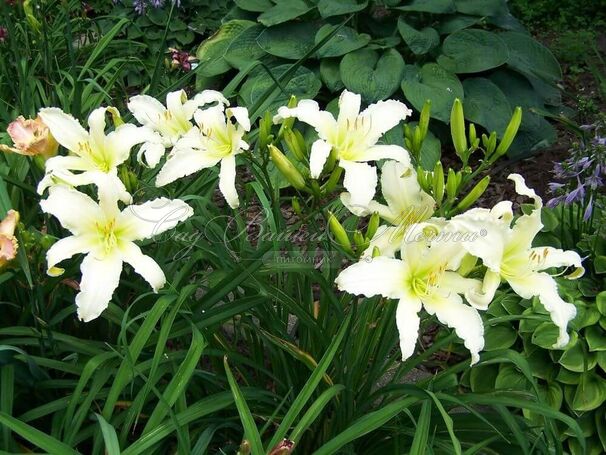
[
  {"x1": 315, "y1": 25, "x2": 370, "y2": 58},
  {"x1": 258, "y1": 0, "x2": 314, "y2": 26},
  {"x1": 396, "y1": 0, "x2": 456, "y2": 13},
  {"x1": 257, "y1": 21, "x2": 319, "y2": 59},
  {"x1": 224, "y1": 24, "x2": 267, "y2": 69},
  {"x1": 438, "y1": 29, "x2": 509, "y2": 73},
  {"x1": 239, "y1": 64, "x2": 321, "y2": 113},
  {"x1": 340, "y1": 49, "x2": 404, "y2": 103},
  {"x1": 196, "y1": 20, "x2": 255, "y2": 77},
  {"x1": 397, "y1": 18, "x2": 439, "y2": 55},
  {"x1": 317, "y1": 0, "x2": 368, "y2": 18},
  {"x1": 501, "y1": 31, "x2": 563, "y2": 82},
  {"x1": 401, "y1": 63, "x2": 463, "y2": 123},
  {"x1": 454, "y1": 0, "x2": 507, "y2": 16},
  {"x1": 462, "y1": 77, "x2": 511, "y2": 135}
]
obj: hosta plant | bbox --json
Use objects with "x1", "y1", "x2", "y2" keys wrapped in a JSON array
[
  {"x1": 196, "y1": 0, "x2": 563, "y2": 158},
  {"x1": 0, "y1": 86, "x2": 588, "y2": 454}
]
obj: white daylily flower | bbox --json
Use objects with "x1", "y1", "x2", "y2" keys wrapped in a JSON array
[
  {"x1": 450, "y1": 174, "x2": 584, "y2": 348},
  {"x1": 274, "y1": 90, "x2": 412, "y2": 208},
  {"x1": 341, "y1": 160, "x2": 435, "y2": 258},
  {"x1": 336, "y1": 223, "x2": 484, "y2": 364},
  {"x1": 41, "y1": 184, "x2": 193, "y2": 322},
  {"x1": 155, "y1": 105, "x2": 251, "y2": 209},
  {"x1": 38, "y1": 107, "x2": 153, "y2": 201},
  {"x1": 128, "y1": 89, "x2": 228, "y2": 167}
]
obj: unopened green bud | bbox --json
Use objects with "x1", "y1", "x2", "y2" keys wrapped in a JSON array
[
  {"x1": 468, "y1": 123, "x2": 477, "y2": 145},
  {"x1": 284, "y1": 128, "x2": 307, "y2": 162},
  {"x1": 404, "y1": 124, "x2": 413, "y2": 141},
  {"x1": 119, "y1": 166, "x2": 138, "y2": 194},
  {"x1": 366, "y1": 212, "x2": 380, "y2": 240},
  {"x1": 416, "y1": 166, "x2": 430, "y2": 192},
  {"x1": 321, "y1": 166, "x2": 343, "y2": 194},
  {"x1": 292, "y1": 196, "x2": 302, "y2": 215},
  {"x1": 259, "y1": 111, "x2": 273, "y2": 150},
  {"x1": 40, "y1": 234, "x2": 55, "y2": 250},
  {"x1": 328, "y1": 211, "x2": 353, "y2": 254},
  {"x1": 413, "y1": 126, "x2": 423, "y2": 153},
  {"x1": 353, "y1": 230, "x2": 368, "y2": 252},
  {"x1": 450, "y1": 99, "x2": 468, "y2": 160},
  {"x1": 457, "y1": 253, "x2": 478, "y2": 277},
  {"x1": 432, "y1": 162, "x2": 444, "y2": 206},
  {"x1": 268, "y1": 145, "x2": 306, "y2": 190},
  {"x1": 485, "y1": 132, "x2": 497, "y2": 156},
  {"x1": 446, "y1": 168, "x2": 458, "y2": 201},
  {"x1": 419, "y1": 100, "x2": 431, "y2": 139},
  {"x1": 494, "y1": 106, "x2": 522, "y2": 159},
  {"x1": 404, "y1": 137, "x2": 414, "y2": 154},
  {"x1": 456, "y1": 176, "x2": 490, "y2": 212}
]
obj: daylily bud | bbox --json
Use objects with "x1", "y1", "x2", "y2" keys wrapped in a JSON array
[
  {"x1": 0, "y1": 210, "x2": 19, "y2": 270},
  {"x1": 416, "y1": 166, "x2": 430, "y2": 193},
  {"x1": 456, "y1": 176, "x2": 490, "y2": 212},
  {"x1": 404, "y1": 124, "x2": 413, "y2": 141},
  {"x1": 432, "y1": 162, "x2": 444, "y2": 206},
  {"x1": 412, "y1": 126, "x2": 423, "y2": 154},
  {"x1": 457, "y1": 253, "x2": 478, "y2": 277},
  {"x1": 291, "y1": 196, "x2": 302, "y2": 215},
  {"x1": 328, "y1": 211, "x2": 353, "y2": 255},
  {"x1": 468, "y1": 123, "x2": 477, "y2": 145},
  {"x1": 446, "y1": 168, "x2": 458, "y2": 202},
  {"x1": 0, "y1": 116, "x2": 58, "y2": 159},
  {"x1": 321, "y1": 165, "x2": 343, "y2": 195},
  {"x1": 450, "y1": 99, "x2": 467, "y2": 161},
  {"x1": 419, "y1": 100, "x2": 431, "y2": 139},
  {"x1": 353, "y1": 230, "x2": 368, "y2": 252},
  {"x1": 366, "y1": 212, "x2": 380, "y2": 240},
  {"x1": 269, "y1": 145, "x2": 306, "y2": 190},
  {"x1": 483, "y1": 132, "x2": 497, "y2": 156},
  {"x1": 493, "y1": 106, "x2": 522, "y2": 160},
  {"x1": 283, "y1": 128, "x2": 307, "y2": 162},
  {"x1": 259, "y1": 111, "x2": 273, "y2": 151}
]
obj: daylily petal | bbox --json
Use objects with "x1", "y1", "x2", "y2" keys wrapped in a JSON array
[
  {"x1": 166, "y1": 90, "x2": 189, "y2": 124},
  {"x1": 137, "y1": 140, "x2": 166, "y2": 168},
  {"x1": 508, "y1": 272, "x2": 576, "y2": 348},
  {"x1": 423, "y1": 293, "x2": 485, "y2": 365},
  {"x1": 38, "y1": 108, "x2": 88, "y2": 152},
  {"x1": 360, "y1": 99, "x2": 412, "y2": 144},
  {"x1": 340, "y1": 160, "x2": 378, "y2": 210},
  {"x1": 87, "y1": 107, "x2": 108, "y2": 148},
  {"x1": 335, "y1": 256, "x2": 407, "y2": 299},
  {"x1": 361, "y1": 225, "x2": 404, "y2": 259},
  {"x1": 187, "y1": 90, "x2": 229, "y2": 118},
  {"x1": 105, "y1": 124, "x2": 156, "y2": 167},
  {"x1": 273, "y1": 99, "x2": 337, "y2": 139},
  {"x1": 46, "y1": 235, "x2": 93, "y2": 277},
  {"x1": 465, "y1": 270, "x2": 501, "y2": 310},
  {"x1": 530, "y1": 246, "x2": 585, "y2": 278},
  {"x1": 508, "y1": 173, "x2": 542, "y2": 208},
  {"x1": 155, "y1": 148, "x2": 222, "y2": 187},
  {"x1": 194, "y1": 105, "x2": 226, "y2": 133},
  {"x1": 356, "y1": 144, "x2": 411, "y2": 166},
  {"x1": 380, "y1": 160, "x2": 434, "y2": 222},
  {"x1": 337, "y1": 90, "x2": 361, "y2": 126},
  {"x1": 128, "y1": 95, "x2": 166, "y2": 127},
  {"x1": 44, "y1": 155, "x2": 91, "y2": 173},
  {"x1": 75, "y1": 253, "x2": 122, "y2": 322},
  {"x1": 119, "y1": 197, "x2": 193, "y2": 241},
  {"x1": 309, "y1": 139, "x2": 332, "y2": 179},
  {"x1": 227, "y1": 106, "x2": 251, "y2": 132},
  {"x1": 120, "y1": 241, "x2": 166, "y2": 292},
  {"x1": 396, "y1": 296, "x2": 423, "y2": 360},
  {"x1": 40, "y1": 186, "x2": 103, "y2": 235},
  {"x1": 219, "y1": 154, "x2": 239, "y2": 209}
]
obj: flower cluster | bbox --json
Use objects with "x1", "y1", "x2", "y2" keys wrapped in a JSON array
[
  {"x1": 547, "y1": 122, "x2": 606, "y2": 220},
  {"x1": 5, "y1": 88, "x2": 587, "y2": 367},
  {"x1": 21, "y1": 88, "x2": 252, "y2": 321}
]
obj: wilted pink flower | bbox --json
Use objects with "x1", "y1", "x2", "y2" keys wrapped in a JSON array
[
  {"x1": 168, "y1": 47, "x2": 197, "y2": 72},
  {"x1": 0, "y1": 210, "x2": 19, "y2": 269},
  {"x1": 0, "y1": 115, "x2": 58, "y2": 158}
]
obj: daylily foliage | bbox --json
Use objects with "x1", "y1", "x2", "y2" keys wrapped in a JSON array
[{"x1": 14, "y1": 88, "x2": 584, "y2": 366}]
